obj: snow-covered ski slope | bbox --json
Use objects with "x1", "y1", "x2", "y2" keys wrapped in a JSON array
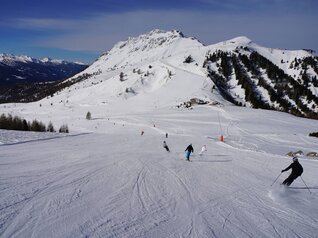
[
  {"x1": 0, "y1": 29, "x2": 318, "y2": 237},
  {"x1": 1, "y1": 105, "x2": 318, "y2": 238}
]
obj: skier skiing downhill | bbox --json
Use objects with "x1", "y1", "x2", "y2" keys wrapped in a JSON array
[
  {"x1": 163, "y1": 141, "x2": 170, "y2": 152},
  {"x1": 199, "y1": 145, "x2": 207, "y2": 156},
  {"x1": 281, "y1": 157, "x2": 303, "y2": 186},
  {"x1": 185, "y1": 144, "x2": 194, "y2": 161}
]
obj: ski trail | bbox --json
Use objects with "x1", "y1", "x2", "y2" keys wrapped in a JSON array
[
  {"x1": 1, "y1": 155, "x2": 118, "y2": 237},
  {"x1": 222, "y1": 211, "x2": 232, "y2": 230},
  {"x1": 152, "y1": 161, "x2": 213, "y2": 238}
]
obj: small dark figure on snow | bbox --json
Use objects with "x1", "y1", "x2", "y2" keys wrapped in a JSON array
[
  {"x1": 185, "y1": 144, "x2": 194, "y2": 161},
  {"x1": 281, "y1": 157, "x2": 303, "y2": 186},
  {"x1": 163, "y1": 141, "x2": 170, "y2": 152},
  {"x1": 166, "y1": 133, "x2": 168, "y2": 138},
  {"x1": 141, "y1": 131, "x2": 144, "y2": 136}
]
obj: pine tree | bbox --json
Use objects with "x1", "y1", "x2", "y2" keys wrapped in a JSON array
[
  {"x1": 184, "y1": 55, "x2": 194, "y2": 63},
  {"x1": 30, "y1": 119, "x2": 46, "y2": 132},
  {"x1": 22, "y1": 119, "x2": 29, "y2": 131},
  {"x1": 59, "y1": 124, "x2": 69, "y2": 133},
  {"x1": 47, "y1": 121, "x2": 55, "y2": 132},
  {"x1": 86, "y1": 111, "x2": 92, "y2": 120}
]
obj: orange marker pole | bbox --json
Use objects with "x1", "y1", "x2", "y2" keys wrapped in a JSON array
[{"x1": 218, "y1": 112, "x2": 223, "y2": 142}]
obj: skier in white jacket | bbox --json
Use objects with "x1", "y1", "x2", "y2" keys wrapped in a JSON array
[{"x1": 199, "y1": 145, "x2": 207, "y2": 156}]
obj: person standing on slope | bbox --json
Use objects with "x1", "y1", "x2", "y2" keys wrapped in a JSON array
[
  {"x1": 281, "y1": 157, "x2": 303, "y2": 186},
  {"x1": 185, "y1": 144, "x2": 194, "y2": 161},
  {"x1": 199, "y1": 145, "x2": 207, "y2": 156},
  {"x1": 163, "y1": 141, "x2": 170, "y2": 152}
]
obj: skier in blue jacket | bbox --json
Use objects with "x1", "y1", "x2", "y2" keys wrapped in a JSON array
[{"x1": 185, "y1": 144, "x2": 194, "y2": 161}]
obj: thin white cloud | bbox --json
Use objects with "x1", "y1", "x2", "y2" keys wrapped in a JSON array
[{"x1": 1, "y1": 18, "x2": 78, "y2": 30}]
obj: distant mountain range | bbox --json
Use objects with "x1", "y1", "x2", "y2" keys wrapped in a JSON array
[
  {"x1": 1, "y1": 30, "x2": 318, "y2": 119},
  {"x1": 0, "y1": 53, "x2": 87, "y2": 85},
  {"x1": 0, "y1": 54, "x2": 88, "y2": 103}
]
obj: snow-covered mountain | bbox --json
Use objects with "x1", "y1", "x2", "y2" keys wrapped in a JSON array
[
  {"x1": 0, "y1": 53, "x2": 87, "y2": 85},
  {"x1": 0, "y1": 53, "x2": 88, "y2": 103},
  {"x1": 41, "y1": 29, "x2": 318, "y2": 119}
]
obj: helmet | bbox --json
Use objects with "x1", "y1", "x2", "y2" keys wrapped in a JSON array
[{"x1": 293, "y1": 157, "x2": 298, "y2": 162}]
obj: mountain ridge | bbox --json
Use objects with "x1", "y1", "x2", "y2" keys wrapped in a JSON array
[
  {"x1": 49, "y1": 29, "x2": 317, "y2": 118},
  {"x1": 0, "y1": 53, "x2": 85, "y2": 67},
  {"x1": 3, "y1": 29, "x2": 318, "y2": 119}
]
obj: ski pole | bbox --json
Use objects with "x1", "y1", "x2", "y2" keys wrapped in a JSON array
[
  {"x1": 271, "y1": 172, "x2": 282, "y2": 186},
  {"x1": 300, "y1": 176, "x2": 312, "y2": 194}
]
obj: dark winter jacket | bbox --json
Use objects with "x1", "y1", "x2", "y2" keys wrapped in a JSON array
[
  {"x1": 185, "y1": 144, "x2": 194, "y2": 153},
  {"x1": 282, "y1": 161, "x2": 303, "y2": 176},
  {"x1": 163, "y1": 141, "x2": 168, "y2": 148}
]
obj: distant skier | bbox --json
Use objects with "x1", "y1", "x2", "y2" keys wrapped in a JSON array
[
  {"x1": 163, "y1": 141, "x2": 170, "y2": 152},
  {"x1": 281, "y1": 157, "x2": 303, "y2": 186},
  {"x1": 199, "y1": 145, "x2": 207, "y2": 156},
  {"x1": 185, "y1": 144, "x2": 194, "y2": 161},
  {"x1": 141, "y1": 131, "x2": 144, "y2": 136},
  {"x1": 166, "y1": 133, "x2": 168, "y2": 138}
]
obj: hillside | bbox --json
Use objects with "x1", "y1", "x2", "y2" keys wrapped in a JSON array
[{"x1": 203, "y1": 37, "x2": 318, "y2": 118}]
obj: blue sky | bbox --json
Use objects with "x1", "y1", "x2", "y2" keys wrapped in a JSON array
[{"x1": 0, "y1": 0, "x2": 317, "y2": 64}]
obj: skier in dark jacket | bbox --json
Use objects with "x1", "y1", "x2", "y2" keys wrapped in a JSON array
[
  {"x1": 185, "y1": 144, "x2": 194, "y2": 161},
  {"x1": 281, "y1": 157, "x2": 303, "y2": 186},
  {"x1": 163, "y1": 141, "x2": 170, "y2": 152}
]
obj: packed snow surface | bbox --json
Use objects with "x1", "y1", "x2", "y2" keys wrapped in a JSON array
[{"x1": 1, "y1": 105, "x2": 318, "y2": 238}]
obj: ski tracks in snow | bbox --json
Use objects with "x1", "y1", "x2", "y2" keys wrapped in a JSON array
[
  {"x1": 0, "y1": 154, "x2": 121, "y2": 238},
  {"x1": 116, "y1": 157, "x2": 214, "y2": 238}
]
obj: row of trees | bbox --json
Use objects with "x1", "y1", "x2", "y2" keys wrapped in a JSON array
[
  {"x1": 232, "y1": 55, "x2": 271, "y2": 109},
  {"x1": 206, "y1": 51, "x2": 272, "y2": 109},
  {"x1": 237, "y1": 53, "x2": 294, "y2": 111},
  {"x1": 204, "y1": 50, "x2": 318, "y2": 119},
  {"x1": 0, "y1": 113, "x2": 69, "y2": 133},
  {"x1": 247, "y1": 52, "x2": 318, "y2": 118}
]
